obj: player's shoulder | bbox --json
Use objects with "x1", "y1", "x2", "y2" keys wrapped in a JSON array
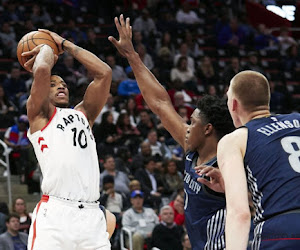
[{"x1": 220, "y1": 127, "x2": 247, "y2": 145}]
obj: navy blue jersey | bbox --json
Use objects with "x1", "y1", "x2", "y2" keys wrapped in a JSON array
[
  {"x1": 184, "y1": 151, "x2": 226, "y2": 250},
  {"x1": 244, "y1": 113, "x2": 300, "y2": 225}
]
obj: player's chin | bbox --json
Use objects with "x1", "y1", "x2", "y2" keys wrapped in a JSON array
[{"x1": 55, "y1": 99, "x2": 69, "y2": 108}]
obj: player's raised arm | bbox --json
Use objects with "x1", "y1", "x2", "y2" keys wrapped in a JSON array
[
  {"x1": 218, "y1": 129, "x2": 251, "y2": 250},
  {"x1": 109, "y1": 15, "x2": 188, "y2": 149},
  {"x1": 39, "y1": 29, "x2": 112, "y2": 127},
  {"x1": 25, "y1": 44, "x2": 56, "y2": 124}
]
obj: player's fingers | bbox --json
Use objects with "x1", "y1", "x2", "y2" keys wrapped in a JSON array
[
  {"x1": 126, "y1": 17, "x2": 130, "y2": 33},
  {"x1": 108, "y1": 36, "x2": 118, "y2": 46},
  {"x1": 114, "y1": 17, "x2": 123, "y2": 37},
  {"x1": 38, "y1": 28, "x2": 50, "y2": 34},
  {"x1": 24, "y1": 55, "x2": 36, "y2": 68},
  {"x1": 130, "y1": 26, "x2": 132, "y2": 39},
  {"x1": 197, "y1": 177, "x2": 211, "y2": 187},
  {"x1": 120, "y1": 14, "x2": 126, "y2": 27}
]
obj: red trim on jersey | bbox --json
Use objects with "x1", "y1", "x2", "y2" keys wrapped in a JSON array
[
  {"x1": 31, "y1": 195, "x2": 49, "y2": 250},
  {"x1": 77, "y1": 109, "x2": 87, "y2": 119},
  {"x1": 41, "y1": 107, "x2": 57, "y2": 132}
]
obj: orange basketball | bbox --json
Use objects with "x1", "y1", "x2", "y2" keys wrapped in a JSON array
[{"x1": 17, "y1": 31, "x2": 59, "y2": 71}]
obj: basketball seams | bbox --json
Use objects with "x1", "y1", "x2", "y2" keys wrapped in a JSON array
[{"x1": 17, "y1": 31, "x2": 59, "y2": 70}]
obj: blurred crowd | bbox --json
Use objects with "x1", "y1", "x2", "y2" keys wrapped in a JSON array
[{"x1": 0, "y1": 0, "x2": 299, "y2": 249}]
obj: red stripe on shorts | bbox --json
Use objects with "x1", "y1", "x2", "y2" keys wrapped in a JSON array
[
  {"x1": 262, "y1": 238, "x2": 300, "y2": 241},
  {"x1": 31, "y1": 195, "x2": 49, "y2": 250}
]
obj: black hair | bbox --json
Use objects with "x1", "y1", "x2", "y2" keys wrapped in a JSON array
[
  {"x1": 103, "y1": 175, "x2": 114, "y2": 185},
  {"x1": 5, "y1": 213, "x2": 20, "y2": 223},
  {"x1": 196, "y1": 95, "x2": 234, "y2": 140}
]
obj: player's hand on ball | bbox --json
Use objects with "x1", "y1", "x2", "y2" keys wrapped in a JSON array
[
  {"x1": 38, "y1": 29, "x2": 66, "y2": 55},
  {"x1": 22, "y1": 44, "x2": 58, "y2": 72}
]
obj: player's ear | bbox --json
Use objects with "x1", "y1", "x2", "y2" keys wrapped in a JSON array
[
  {"x1": 204, "y1": 123, "x2": 213, "y2": 135},
  {"x1": 232, "y1": 98, "x2": 238, "y2": 112}
]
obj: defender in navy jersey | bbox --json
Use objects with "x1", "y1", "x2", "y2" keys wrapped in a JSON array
[
  {"x1": 218, "y1": 70, "x2": 300, "y2": 249},
  {"x1": 110, "y1": 15, "x2": 234, "y2": 249}
]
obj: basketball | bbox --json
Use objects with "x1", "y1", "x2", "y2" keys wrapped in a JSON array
[{"x1": 17, "y1": 31, "x2": 59, "y2": 71}]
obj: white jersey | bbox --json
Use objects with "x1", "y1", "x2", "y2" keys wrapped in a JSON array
[{"x1": 28, "y1": 108, "x2": 100, "y2": 201}]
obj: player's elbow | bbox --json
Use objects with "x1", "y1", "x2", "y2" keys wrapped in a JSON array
[
  {"x1": 94, "y1": 65, "x2": 112, "y2": 80},
  {"x1": 228, "y1": 208, "x2": 251, "y2": 224}
]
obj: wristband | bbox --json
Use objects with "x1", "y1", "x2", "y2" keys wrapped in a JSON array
[{"x1": 61, "y1": 39, "x2": 66, "y2": 51}]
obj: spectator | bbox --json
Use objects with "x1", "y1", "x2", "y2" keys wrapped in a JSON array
[
  {"x1": 277, "y1": 26, "x2": 297, "y2": 53},
  {"x1": 122, "y1": 190, "x2": 159, "y2": 250},
  {"x1": 183, "y1": 31, "x2": 202, "y2": 59},
  {"x1": 151, "y1": 205, "x2": 184, "y2": 250},
  {"x1": 131, "y1": 141, "x2": 152, "y2": 174},
  {"x1": 134, "y1": 156, "x2": 165, "y2": 210},
  {"x1": 123, "y1": 97, "x2": 140, "y2": 127},
  {"x1": 222, "y1": 56, "x2": 244, "y2": 85},
  {"x1": 0, "y1": 202, "x2": 8, "y2": 234},
  {"x1": 174, "y1": 43, "x2": 195, "y2": 73},
  {"x1": 0, "y1": 22, "x2": 17, "y2": 57},
  {"x1": 106, "y1": 55, "x2": 127, "y2": 84},
  {"x1": 163, "y1": 159, "x2": 184, "y2": 198},
  {"x1": 245, "y1": 51, "x2": 264, "y2": 74},
  {"x1": 254, "y1": 24, "x2": 279, "y2": 51},
  {"x1": 12, "y1": 198, "x2": 31, "y2": 234},
  {"x1": 155, "y1": 47, "x2": 173, "y2": 85},
  {"x1": 2, "y1": 67, "x2": 27, "y2": 108},
  {"x1": 116, "y1": 113, "x2": 141, "y2": 153},
  {"x1": 137, "y1": 109, "x2": 157, "y2": 139},
  {"x1": 196, "y1": 56, "x2": 219, "y2": 89},
  {"x1": 144, "y1": 129, "x2": 172, "y2": 161},
  {"x1": 132, "y1": 9, "x2": 157, "y2": 38},
  {"x1": 172, "y1": 91, "x2": 194, "y2": 120},
  {"x1": 30, "y1": 4, "x2": 53, "y2": 27},
  {"x1": 94, "y1": 111, "x2": 120, "y2": 158},
  {"x1": 181, "y1": 232, "x2": 192, "y2": 250},
  {"x1": 169, "y1": 193, "x2": 185, "y2": 226},
  {"x1": 61, "y1": 19, "x2": 87, "y2": 44},
  {"x1": 114, "y1": 146, "x2": 133, "y2": 176},
  {"x1": 156, "y1": 32, "x2": 176, "y2": 58},
  {"x1": 171, "y1": 56, "x2": 195, "y2": 84},
  {"x1": 94, "y1": 111, "x2": 119, "y2": 158},
  {"x1": 136, "y1": 44, "x2": 154, "y2": 71},
  {"x1": 0, "y1": 85, "x2": 17, "y2": 129},
  {"x1": 4, "y1": 115, "x2": 32, "y2": 177},
  {"x1": 81, "y1": 29, "x2": 102, "y2": 57},
  {"x1": 176, "y1": 2, "x2": 202, "y2": 25},
  {"x1": 99, "y1": 175, "x2": 125, "y2": 220},
  {"x1": 100, "y1": 155, "x2": 130, "y2": 196},
  {"x1": 217, "y1": 17, "x2": 246, "y2": 50},
  {"x1": 117, "y1": 66, "x2": 141, "y2": 97},
  {"x1": 94, "y1": 93, "x2": 120, "y2": 125},
  {"x1": 0, "y1": 214, "x2": 28, "y2": 250}
]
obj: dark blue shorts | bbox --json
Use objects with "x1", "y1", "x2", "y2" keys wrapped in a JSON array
[{"x1": 252, "y1": 213, "x2": 300, "y2": 249}]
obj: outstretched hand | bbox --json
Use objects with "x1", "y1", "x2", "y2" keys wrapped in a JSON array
[
  {"x1": 108, "y1": 14, "x2": 135, "y2": 58},
  {"x1": 195, "y1": 165, "x2": 225, "y2": 193}
]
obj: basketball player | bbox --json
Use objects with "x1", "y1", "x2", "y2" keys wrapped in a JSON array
[
  {"x1": 21, "y1": 29, "x2": 113, "y2": 249},
  {"x1": 218, "y1": 70, "x2": 300, "y2": 249},
  {"x1": 109, "y1": 15, "x2": 234, "y2": 249}
]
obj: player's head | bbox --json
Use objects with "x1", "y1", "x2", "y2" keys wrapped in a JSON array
[
  {"x1": 49, "y1": 75, "x2": 69, "y2": 108},
  {"x1": 228, "y1": 70, "x2": 270, "y2": 127},
  {"x1": 186, "y1": 95, "x2": 234, "y2": 152}
]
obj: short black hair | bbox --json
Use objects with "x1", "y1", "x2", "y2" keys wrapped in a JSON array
[
  {"x1": 103, "y1": 175, "x2": 114, "y2": 185},
  {"x1": 196, "y1": 95, "x2": 234, "y2": 140},
  {"x1": 6, "y1": 213, "x2": 20, "y2": 223}
]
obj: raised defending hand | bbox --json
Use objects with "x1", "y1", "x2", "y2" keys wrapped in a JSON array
[
  {"x1": 195, "y1": 165, "x2": 225, "y2": 193},
  {"x1": 108, "y1": 14, "x2": 135, "y2": 58},
  {"x1": 22, "y1": 44, "x2": 58, "y2": 72},
  {"x1": 38, "y1": 29, "x2": 66, "y2": 55}
]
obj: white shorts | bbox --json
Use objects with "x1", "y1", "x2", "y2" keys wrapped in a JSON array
[{"x1": 28, "y1": 195, "x2": 111, "y2": 250}]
